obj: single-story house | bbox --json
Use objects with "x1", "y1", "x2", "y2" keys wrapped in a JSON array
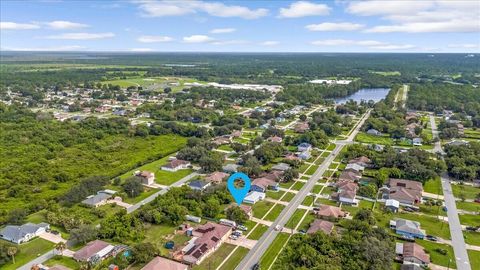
[
  {"x1": 0, "y1": 222, "x2": 50, "y2": 244},
  {"x1": 385, "y1": 199, "x2": 400, "y2": 213},
  {"x1": 367, "y1": 129, "x2": 382, "y2": 136},
  {"x1": 268, "y1": 136, "x2": 283, "y2": 143},
  {"x1": 294, "y1": 122, "x2": 309, "y2": 133},
  {"x1": 412, "y1": 138, "x2": 423, "y2": 146},
  {"x1": 387, "y1": 179, "x2": 423, "y2": 205},
  {"x1": 307, "y1": 219, "x2": 334, "y2": 235},
  {"x1": 314, "y1": 205, "x2": 346, "y2": 220},
  {"x1": 134, "y1": 171, "x2": 155, "y2": 185},
  {"x1": 73, "y1": 240, "x2": 114, "y2": 262},
  {"x1": 297, "y1": 142, "x2": 312, "y2": 152},
  {"x1": 345, "y1": 163, "x2": 364, "y2": 173},
  {"x1": 189, "y1": 180, "x2": 211, "y2": 191},
  {"x1": 204, "y1": 171, "x2": 229, "y2": 184},
  {"x1": 244, "y1": 191, "x2": 266, "y2": 204},
  {"x1": 183, "y1": 223, "x2": 231, "y2": 265},
  {"x1": 396, "y1": 242, "x2": 430, "y2": 266},
  {"x1": 223, "y1": 164, "x2": 240, "y2": 173},
  {"x1": 82, "y1": 190, "x2": 116, "y2": 208},
  {"x1": 161, "y1": 159, "x2": 191, "y2": 172},
  {"x1": 348, "y1": 156, "x2": 372, "y2": 167},
  {"x1": 338, "y1": 170, "x2": 361, "y2": 182},
  {"x1": 390, "y1": 218, "x2": 426, "y2": 239},
  {"x1": 298, "y1": 150, "x2": 311, "y2": 160},
  {"x1": 251, "y1": 177, "x2": 279, "y2": 193},
  {"x1": 400, "y1": 264, "x2": 423, "y2": 270},
  {"x1": 271, "y1": 163, "x2": 291, "y2": 172},
  {"x1": 141, "y1": 256, "x2": 188, "y2": 270}
]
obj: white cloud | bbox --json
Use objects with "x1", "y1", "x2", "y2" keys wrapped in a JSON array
[
  {"x1": 210, "y1": 28, "x2": 236, "y2": 34},
  {"x1": 260, "y1": 41, "x2": 280, "y2": 46},
  {"x1": 2, "y1": 45, "x2": 85, "y2": 51},
  {"x1": 211, "y1": 40, "x2": 248, "y2": 45},
  {"x1": 130, "y1": 48, "x2": 154, "y2": 52},
  {"x1": 279, "y1": 1, "x2": 330, "y2": 18},
  {"x1": 137, "y1": 35, "x2": 173, "y2": 43},
  {"x1": 448, "y1": 43, "x2": 480, "y2": 49},
  {"x1": 0, "y1": 21, "x2": 40, "y2": 30},
  {"x1": 183, "y1": 35, "x2": 213, "y2": 43},
  {"x1": 45, "y1": 32, "x2": 115, "y2": 40},
  {"x1": 45, "y1": 20, "x2": 89, "y2": 29},
  {"x1": 311, "y1": 39, "x2": 415, "y2": 50},
  {"x1": 306, "y1": 22, "x2": 364, "y2": 32},
  {"x1": 135, "y1": 0, "x2": 268, "y2": 19},
  {"x1": 347, "y1": 0, "x2": 480, "y2": 33}
]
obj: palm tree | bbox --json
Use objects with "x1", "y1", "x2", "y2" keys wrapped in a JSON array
[
  {"x1": 31, "y1": 264, "x2": 40, "y2": 270},
  {"x1": 79, "y1": 262, "x2": 91, "y2": 270},
  {"x1": 55, "y1": 241, "x2": 67, "y2": 255},
  {"x1": 7, "y1": 246, "x2": 17, "y2": 264}
]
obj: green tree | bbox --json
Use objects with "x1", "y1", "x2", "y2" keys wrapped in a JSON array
[
  {"x1": 123, "y1": 176, "x2": 144, "y2": 198},
  {"x1": 225, "y1": 206, "x2": 248, "y2": 224}
]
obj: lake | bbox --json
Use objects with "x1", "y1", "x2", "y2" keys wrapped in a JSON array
[{"x1": 334, "y1": 88, "x2": 390, "y2": 104}]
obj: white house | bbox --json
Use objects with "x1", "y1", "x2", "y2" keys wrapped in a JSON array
[
  {"x1": 244, "y1": 191, "x2": 266, "y2": 204},
  {"x1": 161, "y1": 159, "x2": 191, "y2": 172},
  {"x1": 0, "y1": 222, "x2": 50, "y2": 244}
]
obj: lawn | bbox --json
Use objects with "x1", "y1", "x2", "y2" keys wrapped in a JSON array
[
  {"x1": 266, "y1": 190, "x2": 285, "y2": 200},
  {"x1": 459, "y1": 214, "x2": 480, "y2": 227},
  {"x1": 218, "y1": 144, "x2": 233, "y2": 151},
  {"x1": 452, "y1": 184, "x2": 479, "y2": 200},
  {"x1": 1, "y1": 238, "x2": 55, "y2": 270},
  {"x1": 456, "y1": 201, "x2": 480, "y2": 212},
  {"x1": 312, "y1": 185, "x2": 323, "y2": 194},
  {"x1": 193, "y1": 243, "x2": 236, "y2": 270},
  {"x1": 259, "y1": 233, "x2": 290, "y2": 269},
  {"x1": 416, "y1": 239, "x2": 456, "y2": 268},
  {"x1": 264, "y1": 204, "x2": 285, "y2": 222},
  {"x1": 44, "y1": 255, "x2": 79, "y2": 270},
  {"x1": 464, "y1": 231, "x2": 480, "y2": 246},
  {"x1": 281, "y1": 192, "x2": 296, "y2": 202},
  {"x1": 118, "y1": 154, "x2": 193, "y2": 186},
  {"x1": 298, "y1": 213, "x2": 316, "y2": 231},
  {"x1": 424, "y1": 177, "x2": 443, "y2": 195},
  {"x1": 279, "y1": 181, "x2": 294, "y2": 189},
  {"x1": 253, "y1": 201, "x2": 275, "y2": 219},
  {"x1": 419, "y1": 204, "x2": 446, "y2": 217},
  {"x1": 305, "y1": 165, "x2": 319, "y2": 175},
  {"x1": 291, "y1": 181, "x2": 304, "y2": 191},
  {"x1": 302, "y1": 195, "x2": 314, "y2": 206},
  {"x1": 219, "y1": 246, "x2": 249, "y2": 270},
  {"x1": 468, "y1": 250, "x2": 480, "y2": 270},
  {"x1": 247, "y1": 224, "x2": 269, "y2": 240},
  {"x1": 285, "y1": 209, "x2": 307, "y2": 229},
  {"x1": 355, "y1": 132, "x2": 394, "y2": 145}
]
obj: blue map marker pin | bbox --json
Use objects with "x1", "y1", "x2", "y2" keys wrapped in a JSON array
[{"x1": 227, "y1": 172, "x2": 251, "y2": 205}]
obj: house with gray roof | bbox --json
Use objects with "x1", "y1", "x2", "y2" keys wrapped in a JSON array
[
  {"x1": 82, "y1": 190, "x2": 116, "y2": 208},
  {"x1": 0, "y1": 222, "x2": 50, "y2": 244},
  {"x1": 390, "y1": 218, "x2": 426, "y2": 239}
]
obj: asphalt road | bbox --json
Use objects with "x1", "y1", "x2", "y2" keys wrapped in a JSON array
[
  {"x1": 235, "y1": 110, "x2": 371, "y2": 270},
  {"x1": 430, "y1": 115, "x2": 471, "y2": 270}
]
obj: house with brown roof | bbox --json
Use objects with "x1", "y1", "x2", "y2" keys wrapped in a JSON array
[
  {"x1": 332, "y1": 180, "x2": 359, "y2": 205},
  {"x1": 387, "y1": 179, "x2": 423, "y2": 205},
  {"x1": 142, "y1": 256, "x2": 188, "y2": 270},
  {"x1": 307, "y1": 219, "x2": 334, "y2": 235},
  {"x1": 73, "y1": 240, "x2": 114, "y2": 262},
  {"x1": 212, "y1": 135, "x2": 231, "y2": 146},
  {"x1": 396, "y1": 242, "x2": 430, "y2": 266},
  {"x1": 204, "y1": 171, "x2": 229, "y2": 184},
  {"x1": 183, "y1": 223, "x2": 232, "y2": 265},
  {"x1": 267, "y1": 136, "x2": 283, "y2": 143},
  {"x1": 338, "y1": 170, "x2": 361, "y2": 182},
  {"x1": 348, "y1": 156, "x2": 371, "y2": 167},
  {"x1": 134, "y1": 171, "x2": 155, "y2": 185},
  {"x1": 314, "y1": 205, "x2": 346, "y2": 220},
  {"x1": 262, "y1": 170, "x2": 284, "y2": 182},
  {"x1": 251, "y1": 177, "x2": 279, "y2": 193},
  {"x1": 294, "y1": 122, "x2": 309, "y2": 133},
  {"x1": 161, "y1": 159, "x2": 191, "y2": 172}
]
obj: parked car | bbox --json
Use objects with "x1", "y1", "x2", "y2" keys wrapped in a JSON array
[
  {"x1": 251, "y1": 263, "x2": 260, "y2": 270},
  {"x1": 474, "y1": 198, "x2": 480, "y2": 203},
  {"x1": 299, "y1": 229, "x2": 306, "y2": 234},
  {"x1": 442, "y1": 206, "x2": 448, "y2": 212},
  {"x1": 229, "y1": 235, "x2": 238, "y2": 240},
  {"x1": 237, "y1": 225, "x2": 248, "y2": 231},
  {"x1": 399, "y1": 235, "x2": 415, "y2": 242},
  {"x1": 426, "y1": 235, "x2": 438, "y2": 241},
  {"x1": 275, "y1": 225, "x2": 282, "y2": 231},
  {"x1": 233, "y1": 230, "x2": 243, "y2": 236},
  {"x1": 466, "y1": 226, "x2": 479, "y2": 232}
]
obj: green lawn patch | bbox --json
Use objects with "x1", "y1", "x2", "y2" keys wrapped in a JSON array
[
  {"x1": 291, "y1": 181, "x2": 304, "y2": 191},
  {"x1": 253, "y1": 201, "x2": 275, "y2": 219},
  {"x1": 464, "y1": 231, "x2": 480, "y2": 246},
  {"x1": 416, "y1": 239, "x2": 456, "y2": 268},
  {"x1": 327, "y1": 143, "x2": 336, "y2": 151},
  {"x1": 299, "y1": 163, "x2": 310, "y2": 174},
  {"x1": 281, "y1": 192, "x2": 296, "y2": 202},
  {"x1": 218, "y1": 144, "x2": 233, "y2": 151},
  {"x1": 1, "y1": 238, "x2": 55, "y2": 270},
  {"x1": 267, "y1": 190, "x2": 285, "y2": 200},
  {"x1": 248, "y1": 224, "x2": 268, "y2": 240},
  {"x1": 305, "y1": 165, "x2": 319, "y2": 175},
  {"x1": 302, "y1": 195, "x2": 314, "y2": 206},
  {"x1": 312, "y1": 185, "x2": 323, "y2": 194},
  {"x1": 459, "y1": 214, "x2": 480, "y2": 227},
  {"x1": 298, "y1": 213, "x2": 316, "y2": 231},
  {"x1": 456, "y1": 201, "x2": 480, "y2": 212},
  {"x1": 193, "y1": 243, "x2": 236, "y2": 270},
  {"x1": 285, "y1": 209, "x2": 307, "y2": 229},
  {"x1": 452, "y1": 184, "x2": 479, "y2": 200},
  {"x1": 219, "y1": 246, "x2": 249, "y2": 270},
  {"x1": 355, "y1": 132, "x2": 394, "y2": 145},
  {"x1": 468, "y1": 250, "x2": 480, "y2": 270},
  {"x1": 279, "y1": 181, "x2": 294, "y2": 189},
  {"x1": 260, "y1": 233, "x2": 290, "y2": 269},
  {"x1": 264, "y1": 204, "x2": 285, "y2": 222},
  {"x1": 424, "y1": 177, "x2": 443, "y2": 195},
  {"x1": 44, "y1": 255, "x2": 79, "y2": 270}
]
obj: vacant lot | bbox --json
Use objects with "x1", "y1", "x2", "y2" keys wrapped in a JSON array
[
  {"x1": 260, "y1": 233, "x2": 290, "y2": 269},
  {"x1": 1, "y1": 238, "x2": 55, "y2": 270}
]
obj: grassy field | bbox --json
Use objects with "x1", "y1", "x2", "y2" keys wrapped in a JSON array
[
  {"x1": 468, "y1": 250, "x2": 480, "y2": 270},
  {"x1": 252, "y1": 201, "x2": 275, "y2": 219},
  {"x1": 264, "y1": 204, "x2": 285, "y2": 222},
  {"x1": 285, "y1": 209, "x2": 307, "y2": 229},
  {"x1": 452, "y1": 184, "x2": 479, "y2": 200},
  {"x1": 302, "y1": 195, "x2": 314, "y2": 206},
  {"x1": 298, "y1": 213, "x2": 316, "y2": 231},
  {"x1": 355, "y1": 132, "x2": 394, "y2": 145},
  {"x1": 281, "y1": 191, "x2": 296, "y2": 202},
  {"x1": 248, "y1": 224, "x2": 269, "y2": 240},
  {"x1": 424, "y1": 177, "x2": 443, "y2": 195},
  {"x1": 291, "y1": 181, "x2": 305, "y2": 191},
  {"x1": 456, "y1": 201, "x2": 480, "y2": 212},
  {"x1": 219, "y1": 246, "x2": 249, "y2": 270},
  {"x1": 266, "y1": 190, "x2": 285, "y2": 200},
  {"x1": 305, "y1": 165, "x2": 319, "y2": 175},
  {"x1": 369, "y1": 70, "x2": 401, "y2": 76},
  {"x1": 459, "y1": 214, "x2": 480, "y2": 227},
  {"x1": 1, "y1": 238, "x2": 55, "y2": 270},
  {"x1": 464, "y1": 231, "x2": 480, "y2": 246},
  {"x1": 416, "y1": 239, "x2": 456, "y2": 268},
  {"x1": 44, "y1": 255, "x2": 79, "y2": 270},
  {"x1": 193, "y1": 243, "x2": 236, "y2": 270},
  {"x1": 100, "y1": 76, "x2": 206, "y2": 92},
  {"x1": 259, "y1": 233, "x2": 290, "y2": 269}
]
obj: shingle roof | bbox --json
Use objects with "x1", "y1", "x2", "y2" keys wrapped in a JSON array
[
  {"x1": 0, "y1": 222, "x2": 49, "y2": 243},
  {"x1": 73, "y1": 240, "x2": 111, "y2": 261},
  {"x1": 141, "y1": 256, "x2": 188, "y2": 270},
  {"x1": 315, "y1": 205, "x2": 345, "y2": 218},
  {"x1": 307, "y1": 219, "x2": 334, "y2": 235},
  {"x1": 403, "y1": 242, "x2": 430, "y2": 264}
]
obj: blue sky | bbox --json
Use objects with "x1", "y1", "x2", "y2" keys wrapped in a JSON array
[{"x1": 1, "y1": 0, "x2": 479, "y2": 52}]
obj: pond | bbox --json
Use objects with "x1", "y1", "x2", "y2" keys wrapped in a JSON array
[{"x1": 334, "y1": 88, "x2": 390, "y2": 104}]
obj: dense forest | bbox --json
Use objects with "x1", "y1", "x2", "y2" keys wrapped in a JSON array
[{"x1": 444, "y1": 141, "x2": 480, "y2": 181}]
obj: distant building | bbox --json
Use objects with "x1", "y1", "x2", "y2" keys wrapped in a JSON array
[
  {"x1": 366, "y1": 129, "x2": 382, "y2": 136},
  {"x1": 307, "y1": 219, "x2": 334, "y2": 235},
  {"x1": 271, "y1": 162, "x2": 291, "y2": 172},
  {"x1": 297, "y1": 142, "x2": 312, "y2": 152},
  {"x1": 204, "y1": 171, "x2": 229, "y2": 184},
  {"x1": 385, "y1": 199, "x2": 400, "y2": 213},
  {"x1": 189, "y1": 180, "x2": 211, "y2": 191},
  {"x1": 387, "y1": 179, "x2": 423, "y2": 206},
  {"x1": 298, "y1": 151, "x2": 311, "y2": 160},
  {"x1": 244, "y1": 191, "x2": 266, "y2": 204},
  {"x1": 294, "y1": 122, "x2": 309, "y2": 133},
  {"x1": 396, "y1": 242, "x2": 430, "y2": 266},
  {"x1": 161, "y1": 159, "x2": 191, "y2": 172},
  {"x1": 0, "y1": 222, "x2": 50, "y2": 244},
  {"x1": 348, "y1": 156, "x2": 371, "y2": 167},
  {"x1": 268, "y1": 136, "x2": 283, "y2": 143},
  {"x1": 251, "y1": 177, "x2": 279, "y2": 193},
  {"x1": 345, "y1": 163, "x2": 364, "y2": 173},
  {"x1": 412, "y1": 138, "x2": 423, "y2": 146},
  {"x1": 73, "y1": 240, "x2": 114, "y2": 263},
  {"x1": 223, "y1": 164, "x2": 240, "y2": 173},
  {"x1": 314, "y1": 205, "x2": 346, "y2": 220},
  {"x1": 134, "y1": 171, "x2": 155, "y2": 185},
  {"x1": 390, "y1": 218, "x2": 426, "y2": 239},
  {"x1": 82, "y1": 190, "x2": 116, "y2": 208},
  {"x1": 142, "y1": 257, "x2": 188, "y2": 270}
]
